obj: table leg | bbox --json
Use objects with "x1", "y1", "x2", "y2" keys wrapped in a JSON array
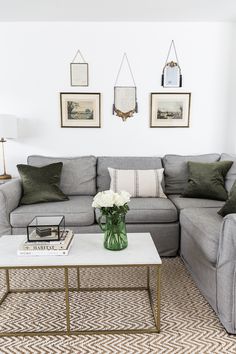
[
  {"x1": 77, "y1": 267, "x2": 80, "y2": 291},
  {"x1": 6, "y1": 269, "x2": 10, "y2": 292},
  {"x1": 147, "y1": 265, "x2": 150, "y2": 289},
  {"x1": 156, "y1": 265, "x2": 161, "y2": 333},
  {"x1": 64, "y1": 267, "x2": 71, "y2": 334},
  {"x1": 0, "y1": 269, "x2": 10, "y2": 306}
]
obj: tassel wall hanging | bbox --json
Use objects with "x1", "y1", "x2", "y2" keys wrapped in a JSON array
[{"x1": 113, "y1": 53, "x2": 138, "y2": 121}]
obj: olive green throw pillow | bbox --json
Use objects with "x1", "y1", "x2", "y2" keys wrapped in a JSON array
[
  {"x1": 183, "y1": 161, "x2": 233, "y2": 201},
  {"x1": 17, "y1": 163, "x2": 69, "y2": 205},
  {"x1": 218, "y1": 181, "x2": 236, "y2": 216}
]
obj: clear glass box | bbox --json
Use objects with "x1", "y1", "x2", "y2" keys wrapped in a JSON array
[{"x1": 27, "y1": 216, "x2": 65, "y2": 242}]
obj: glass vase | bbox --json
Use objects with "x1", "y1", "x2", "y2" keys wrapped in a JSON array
[{"x1": 101, "y1": 213, "x2": 128, "y2": 251}]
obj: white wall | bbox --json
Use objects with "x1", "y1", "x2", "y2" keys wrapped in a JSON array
[
  {"x1": 0, "y1": 22, "x2": 233, "y2": 176},
  {"x1": 226, "y1": 22, "x2": 236, "y2": 153}
]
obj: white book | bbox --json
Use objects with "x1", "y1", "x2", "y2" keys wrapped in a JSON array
[
  {"x1": 18, "y1": 232, "x2": 74, "y2": 256},
  {"x1": 17, "y1": 238, "x2": 73, "y2": 256},
  {"x1": 21, "y1": 230, "x2": 74, "y2": 251}
]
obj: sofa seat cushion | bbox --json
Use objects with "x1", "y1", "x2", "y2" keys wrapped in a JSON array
[
  {"x1": 168, "y1": 194, "x2": 224, "y2": 211},
  {"x1": 180, "y1": 208, "x2": 223, "y2": 264},
  {"x1": 96, "y1": 197, "x2": 178, "y2": 224},
  {"x1": 10, "y1": 196, "x2": 94, "y2": 227}
]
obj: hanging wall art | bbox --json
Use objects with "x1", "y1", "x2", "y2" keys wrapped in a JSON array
[
  {"x1": 113, "y1": 53, "x2": 138, "y2": 122},
  {"x1": 150, "y1": 92, "x2": 191, "y2": 128},
  {"x1": 70, "y1": 49, "x2": 89, "y2": 87},
  {"x1": 60, "y1": 92, "x2": 101, "y2": 128},
  {"x1": 161, "y1": 40, "x2": 182, "y2": 88}
]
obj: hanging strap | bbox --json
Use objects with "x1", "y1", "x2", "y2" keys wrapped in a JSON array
[
  {"x1": 164, "y1": 40, "x2": 180, "y2": 67},
  {"x1": 114, "y1": 53, "x2": 136, "y2": 86},
  {"x1": 72, "y1": 49, "x2": 86, "y2": 63}
]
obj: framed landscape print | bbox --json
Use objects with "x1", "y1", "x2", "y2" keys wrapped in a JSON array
[
  {"x1": 60, "y1": 92, "x2": 101, "y2": 128},
  {"x1": 150, "y1": 92, "x2": 191, "y2": 128}
]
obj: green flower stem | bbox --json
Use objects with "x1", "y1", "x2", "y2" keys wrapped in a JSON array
[{"x1": 98, "y1": 209, "x2": 128, "y2": 251}]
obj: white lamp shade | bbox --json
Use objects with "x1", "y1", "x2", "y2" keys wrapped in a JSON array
[{"x1": 0, "y1": 114, "x2": 18, "y2": 139}]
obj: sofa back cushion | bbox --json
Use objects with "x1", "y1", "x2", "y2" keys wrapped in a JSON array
[
  {"x1": 97, "y1": 156, "x2": 163, "y2": 192},
  {"x1": 162, "y1": 154, "x2": 220, "y2": 194},
  {"x1": 220, "y1": 153, "x2": 236, "y2": 192},
  {"x1": 27, "y1": 155, "x2": 97, "y2": 196}
]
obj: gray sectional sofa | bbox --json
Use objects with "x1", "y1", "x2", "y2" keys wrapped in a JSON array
[{"x1": 1, "y1": 153, "x2": 236, "y2": 334}]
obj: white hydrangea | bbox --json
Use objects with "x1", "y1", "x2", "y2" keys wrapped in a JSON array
[{"x1": 92, "y1": 190, "x2": 131, "y2": 208}]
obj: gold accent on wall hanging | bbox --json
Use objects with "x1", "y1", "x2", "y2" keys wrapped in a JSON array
[
  {"x1": 161, "y1": 40, "x2": 182, "y2": 88},
  {"x1": 113, "y1": 53, "x2": 138, "y2": 122}
]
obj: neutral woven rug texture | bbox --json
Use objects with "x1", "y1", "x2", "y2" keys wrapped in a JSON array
[{"x1": 0, "y1": 257, "x2": 235, "y2": 354}]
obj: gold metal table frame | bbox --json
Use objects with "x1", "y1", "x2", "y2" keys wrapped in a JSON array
[{"x1": 0, "y1": 264, "x2": 161, "y2": 337}]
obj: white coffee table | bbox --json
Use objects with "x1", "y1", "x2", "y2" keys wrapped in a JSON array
[{"x1": 0, "y1": 233, "x2": 162, "y2": 337}]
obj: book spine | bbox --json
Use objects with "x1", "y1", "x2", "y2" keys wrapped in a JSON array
[{"x1": 17, "y1": 249, "x2": 69, "y2": 256}]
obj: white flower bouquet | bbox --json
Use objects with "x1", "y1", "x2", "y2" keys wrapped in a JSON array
[{"x1": 92, "y1": 190, "x2": 131, "y2": 211}]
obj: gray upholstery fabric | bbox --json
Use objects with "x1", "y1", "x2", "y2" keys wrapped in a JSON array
[
  {"x1": 220, "y1": 153, "x2": 236, "y2": 192},
  {"x1": 216, "y1": 214, "x2": 236, "y2": 333},
  {"x1": 168, "y1": 194, "x2": 224, "y2": 211},
  {"x1": 181, "y1": 230, "x2": 218, "y2": 317},
  {"x1": 27, "y1": 155, "x2": 97, "y2": 196},
  {"x1": 10, "y1": 196, "x2": 94, "y2": 227},
  {"x1": 12, "y1": 222, "x2": 180, "y2": 256},
  {"x1": 95, "y1": 197, "x2": 178, "y2": 224},
  {"x1": 0, "y1": 179, "x2": 22, "y2": 236},
  {"x1": 97, "y1": 156, "x2": 163, "y2": 192},
  {"x1": 163, "y1": 154, "x2": 220, "y2": 194},
  {"x1": 180, "y1": 208, "x2": 222, "y2": 264}
]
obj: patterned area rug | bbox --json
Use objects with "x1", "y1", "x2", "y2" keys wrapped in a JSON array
[{"x1": 0, "y1": 257, "x2": 236, "y2": 354}]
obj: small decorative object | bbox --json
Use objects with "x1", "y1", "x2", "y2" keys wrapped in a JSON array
[
  {"x1": 113, "y1": 53, "x2": 138, "y2": 121},
  {"x1": 60, "y1": 92, "x2": 101, "y2": 128},
  {"x1": 27, "y1": 215, "x2": 65, "y2": 242},
  {"x1": 92, "y1": 190, "x2": 131, "y2": 250},
  {"x1": 150, "y1": 92, "x2": 191, "y2": 128},
  {"x1": 70, "y1": 49, "x2": 88, "y2": 86},
  {"x1": 0, "y1": 114, "x2": 18, "y2": 180},
  {"x1": 161, "y1": 40, "x2": 182, "y2": 88}
]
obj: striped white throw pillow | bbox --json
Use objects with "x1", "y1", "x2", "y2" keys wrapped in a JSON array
[{"x1": 108, "y1": 168, "x2": 167, "y2": 198}]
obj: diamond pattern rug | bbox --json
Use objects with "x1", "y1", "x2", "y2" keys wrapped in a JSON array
[{"x1": 0, "y1": 257, "x2": 236, "y2": 354}]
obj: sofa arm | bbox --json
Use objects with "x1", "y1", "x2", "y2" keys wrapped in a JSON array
[
  {"x1": 0, "y1": 179, "x2": 22, "y2": 236},
  {"x1": 216, "y1": 214, "x2": 236, "y2": 333}
]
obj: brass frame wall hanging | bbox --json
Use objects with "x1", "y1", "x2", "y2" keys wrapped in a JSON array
[
  {"x1": 70, "y1": 49, "x2": 89, "y2": 87},
  {"x1": 161, "y1": 40, "x2": 182, "y2": 88},
  {"x1": 113, "y1": 53, "x2": 138, "y2": 122}
]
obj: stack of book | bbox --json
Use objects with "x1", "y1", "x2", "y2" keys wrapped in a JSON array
[{"x1": 17, "y1": 229, "x2": 74, "y2": 256}]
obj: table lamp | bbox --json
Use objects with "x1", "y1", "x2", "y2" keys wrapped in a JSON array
[{"x1": 0, "y1": 114, "x2": 18, "y2": 180}]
